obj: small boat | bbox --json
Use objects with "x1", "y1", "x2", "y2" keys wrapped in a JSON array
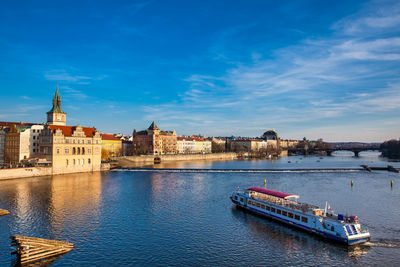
[{"x1": 230, "y1": 187, "x2": 370, "y2": 245}]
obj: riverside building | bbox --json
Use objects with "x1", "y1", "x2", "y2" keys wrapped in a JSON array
[
  {"x1": 132, "y1": 122, "x2": 177, "y2": 155},
  {"x1": 37, "y1": 87, "x2": 102, "y2": 174}
]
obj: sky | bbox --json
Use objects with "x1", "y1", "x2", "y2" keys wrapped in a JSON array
[{"x1": 0, "y1": 0, "x2": 399, "y2": 142}]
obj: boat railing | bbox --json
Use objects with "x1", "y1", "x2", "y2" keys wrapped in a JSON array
[{"x1": 249, "y1": 192, "x2": 318, "y2": 213}]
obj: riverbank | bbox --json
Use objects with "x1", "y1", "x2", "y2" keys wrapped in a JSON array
[
  {"x1": 113, "y1": 153, "x2": 238, "y2": 168},
  {"x1": 0, "y1": 163, "x2": 110, "y2": 180}
]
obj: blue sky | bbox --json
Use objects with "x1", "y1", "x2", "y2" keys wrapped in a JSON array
[{"x1": 0, "y1": 0, "x2": 399, "y2": 142}]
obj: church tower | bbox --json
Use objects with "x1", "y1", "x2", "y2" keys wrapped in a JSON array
[{"x1": 47, "y1": 84, "x2": 66, "y2": 126}]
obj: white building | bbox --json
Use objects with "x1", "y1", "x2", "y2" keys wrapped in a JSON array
[{"x1": 30, "y1": 125, "x2": 44, "y2": 157}]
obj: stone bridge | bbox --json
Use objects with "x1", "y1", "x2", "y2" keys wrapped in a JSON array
[{"x1": 288, "y1": 146, "x2": 380, "y2": 157}]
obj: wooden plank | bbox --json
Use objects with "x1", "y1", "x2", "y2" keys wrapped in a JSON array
[
  {"x1": 0, "y1": 209, "x2": 10, "y2": 216},
  {"x1": 11, "y1": 235, "x2": 74, "y2": 264},
  {"x1": 21, "y1": 248, "x2": 72, "y2": 264}
]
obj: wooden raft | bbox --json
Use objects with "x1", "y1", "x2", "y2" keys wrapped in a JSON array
[
  {"x1": 11, "y1": 235, "x2": 74, "y2": 264},
  {"x1": 0, "y1": 209, "x2": 10, "y2": 216}
]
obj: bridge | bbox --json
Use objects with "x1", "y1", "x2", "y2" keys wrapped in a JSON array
[{"x1": 288, "y1": 145, "x2": 380, "y2": 157}]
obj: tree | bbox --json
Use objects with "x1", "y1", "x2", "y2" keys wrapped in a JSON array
[{"x1": 101, "y1": 149, "x2": 110, "y2": 161}]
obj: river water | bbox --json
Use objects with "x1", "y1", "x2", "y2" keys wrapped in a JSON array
[{"x1": 1, "y1": 152, "x2": 400, "y2": 266}]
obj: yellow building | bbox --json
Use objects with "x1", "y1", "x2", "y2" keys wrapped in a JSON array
[
  {"x1": 38, "y1": 87, "x2": 102, "y2": 174},
  {"x1": 101, "y1": 134, "x2": 122, "y2": 159}
]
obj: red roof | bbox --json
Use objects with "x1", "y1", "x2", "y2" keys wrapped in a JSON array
[
  {"x1": 248, "y1": 187, "x2": 299, "y2": 199},
  {"x1": 101, "y1": 133, "x2": 121, "y2": 141},
  {"x1": 48, "y1": 125, "x2": 97, "y2": 137}
]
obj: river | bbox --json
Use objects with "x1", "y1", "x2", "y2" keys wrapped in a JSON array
[{"x1": 0, "y1": 152, "x2": 399, "y2": 266}]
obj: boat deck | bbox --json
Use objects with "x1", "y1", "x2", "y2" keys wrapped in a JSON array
[{"x1": 249, "y1": 192, "x2": 319, "y2": 214}]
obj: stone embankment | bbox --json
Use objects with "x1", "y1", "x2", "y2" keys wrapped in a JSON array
[
  {"x1": 114, "y1": 153, "x2": 237, "y2": 167},
  {"x1": 0, "y1": 163, "x2": 110, "y2": 181}
]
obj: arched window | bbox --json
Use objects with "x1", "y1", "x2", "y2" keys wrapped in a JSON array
[
  {"x1": 66, "y1": 159, "x2": 69, "y2": 166},
  {"x1": 73, "y1": 147, "x2": 76, "y2": 154},
  {"x1": 77, "y1": 147, "x2": 81, "y2": 154},
  {"x1": 73, "y1": 159, "x2": 76, "y2": 165},
  {"x1": 82, "y1": 147, "x2": 85, "y2": 155}
]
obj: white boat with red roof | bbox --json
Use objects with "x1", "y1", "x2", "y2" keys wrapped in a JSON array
[{"x1": 230, "y1": 187, "x2": 370, "y2": 245}]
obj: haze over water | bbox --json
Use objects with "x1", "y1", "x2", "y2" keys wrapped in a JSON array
[{"x1": 1, "y1": 153, "x2": 400, "y2": 266}]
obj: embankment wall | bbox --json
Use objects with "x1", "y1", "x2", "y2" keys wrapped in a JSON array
[
  {"x1": 119, "y1": 153, "x2": 237, "y2": 163},
  {"x1": 0, "y1": 163, "x2": 110, "y2": 180}
]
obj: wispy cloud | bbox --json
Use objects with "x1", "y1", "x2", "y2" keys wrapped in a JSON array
[{"x1": 140, "y1": 0, "x2": 400, "y2": 141}]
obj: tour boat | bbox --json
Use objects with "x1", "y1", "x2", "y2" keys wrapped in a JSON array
[{"x1": 230, "y1": 187, "x2": 370, "y2": 245}]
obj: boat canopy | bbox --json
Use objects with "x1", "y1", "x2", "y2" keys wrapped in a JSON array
[{"x1": 248, "y1": 187, "x2": 299, "y2": 199}]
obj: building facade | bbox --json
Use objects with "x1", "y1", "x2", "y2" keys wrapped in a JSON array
[
  {"x1": 177, "y1": 136, "x2": 212, "y2": 154},
  {"x1": 38, "y1": 125, "x2": 102, "y2": 174},
  {"x1": 0, "y1": 129, "x2": 7, "y2": 167},
  {"x1": 132, "y1": 122, "x2": 177, "y2": 155},
  {"x1": 37, "y1": 87, "x2": 102, "y2": 174},
  {"x1": 4, "y1": 125, "x2": 31, "y2": 166},
  {"x1": 30, "y1": 125, "x2": 44, "y2": 157},
  {"x1": 101, "y1": 134, "x2": 122, "y2": 159}
]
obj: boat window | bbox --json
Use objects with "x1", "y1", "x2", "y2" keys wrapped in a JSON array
[
  {"x1": 266, "y1": 206, "x2": 270, "y2": 211},
  {"x1": 282, "y1": 211, "x2": 287, "y2": 216},
  {"x1": 301, "y1": 217, "x2": 308, "y2": 223},
  {"x1": 277, "y1": 209, "x2": 281, "y2": 215},
  {"x1": 271, "y1": 208, "x2": 276, "y2": 213},
  {"x1": 256, "y1": 203, "x2": 260, "y2": 207},
  {"x1": 234, "y1": 196, "x2": 238, "y2": 200},
  {"x1": 288, "y1": 213, "x2": 294, "y2": 218},
  {"x1": 261, "y1": 204, "x2": 265, "y2": 209},
  {"x1": 240, "y1": 198, "x2": 243, "y2": 202},
  {"x1": 331, "y1": 226, "x2": 334, "y2": 231},
  {"x1": 252, "y1": 201, "x2": 256, "y2": 206},
  {"x1": 248, "y1": 200, "x2": 251, "y2": 205},
  {"x1": 295, "y1": 215, "x2": 300, "y2": 220}
]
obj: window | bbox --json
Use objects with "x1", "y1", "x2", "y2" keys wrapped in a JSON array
[
  {"x1": 234, "y1": 196, "x2": 238, "y2": 200},
  {"x1": 261, "y1": 204, "x2": 265, "y2": 209},
  {"x1": 73, "y1": 159, "x2": 76, "y2": 165},
  {"x1": 282, "y1": 211, "x2": 287, "y2": 216},
  {"x1": 331, "y1": 226, "x2": 334, "y2": 231},
  {"x1": 277, "y1": 209, "x2": 281, "y2": 215},
  {"x1": 78, "y1": 139, "x2": 80, "y2": 144},
  {"x1": 88, "y1": 158, "x2": 91, "y2": 164},
  {"x1": 252, "y1": 201, "x2": 256, "y2": 206},
  {"x1": 77, "y1": 147, "x2": 81, "y2": 154},
  {"x1": 266, "y1": 206, "x2": 270, "y2": 211},
  {"x1": 301, "y1": 217, "x2": 308, "y2": 223},
  {"x1": 66, "y1": 159, "x2": 69, "y2": 166},
  {"x1": 271, "y1": 207, "x2": 276, "y2": 213},
  {"x1": 57, "y1": 148, "x2": 60, "y2": 154},
  {"x1": 248, "y1": 200, "x2": 251, "y2": 205},
  {"x1": 88, "y1": 140, "x2": 91, "y2": 144},
  {"x1": 82, "y1": 147, "x2": 85, "y2": 154},
  {"x1": 295, "y1": 215, "x2": 300, "y2": 220},
  {"x1": 77, "y1": 159, "x2": 80, "y2": 165},
  {"x1": 73, "y1": 147, "x2": 76, "y2": 154},
  {"x1": 33, "y1": 136, "x2": 36, "y2": 139},
  {"x1": 33, "y1": 129, "x2": 36, "y2": 133},
  {"x1": 256, "y1": 203, "x2": 260, "y2": 208},
  {"x1": 82, "y1": 159, "x2": 84, "y2": 165},
  {"x1": 65, "y1": 148, "x2": 69, "y2": 154},
  {"x1": 88, "y1": 149, "x2": 92, "y2": 154},
  {"x1": 288, "y1": 213, "x2": 294, "y2": 218},
  {"x1": 240, "y1": 198, "x2": 243, "y2": 202}
]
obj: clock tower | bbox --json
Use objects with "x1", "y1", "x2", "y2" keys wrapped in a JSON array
[{"x1": 47, "y1": 85, "x2": 66, "y2": 126}]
